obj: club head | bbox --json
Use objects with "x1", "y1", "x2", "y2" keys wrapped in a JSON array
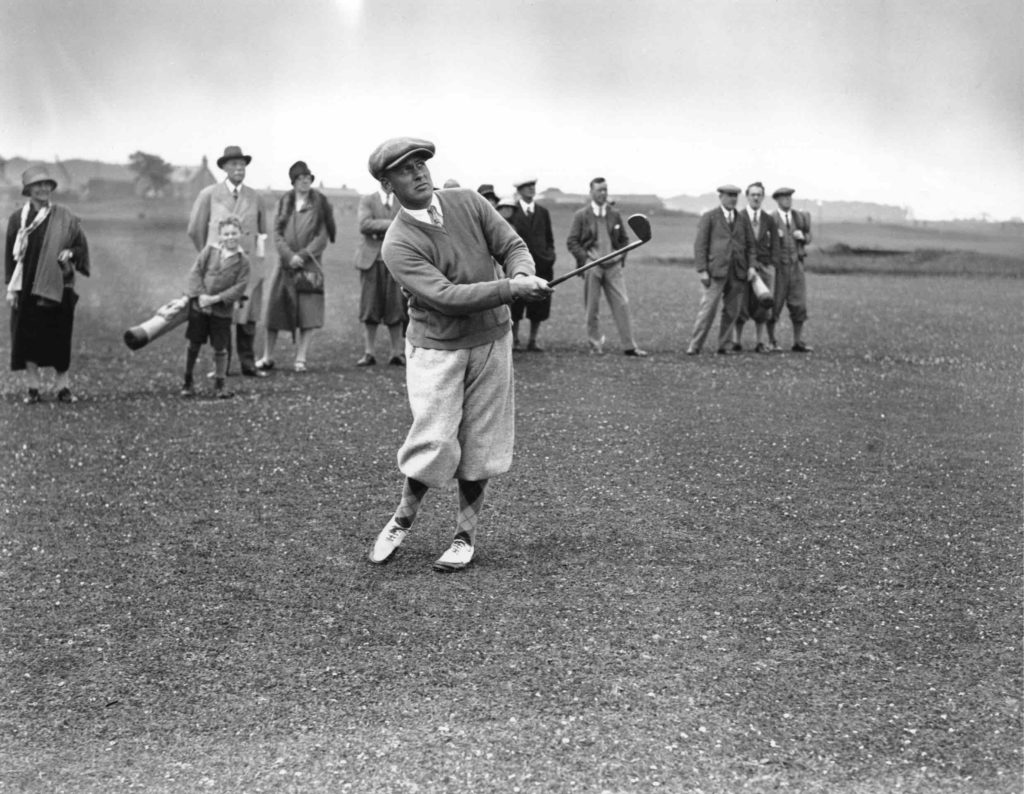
[{"x1": 627, "y1": 214, "x2": 652, "y2": 243}]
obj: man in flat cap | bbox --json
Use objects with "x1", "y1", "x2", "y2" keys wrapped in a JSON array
[
  {"x1": 566, "y1": 177, "x2": 648, "y2": 357},
  {"x1": 365, "y1": 137, "x2": 552, "y2": 572},
  {"x1": 770, "y1": 188, "x2": 813, "y2": 352},
  {"x1": 687, "y1": 184, "x2": 757, "y2": 355},
  {"x1": 506, "y1": 178, "x2": 556, "y2": 351},
  {"x1": 354, "y1": 182, "x2": 404, "y2": 366},
  {"x1": 188, "y1": 145, "x2": 268, "y2": 377}
]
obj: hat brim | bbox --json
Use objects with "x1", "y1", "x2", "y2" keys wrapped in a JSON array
[
  {"x1": 22, "y1": 179, "x2": 57, "y2": 197},
  {"x1": 217, "y1": 155, "x2": 253, "y2": 169}
]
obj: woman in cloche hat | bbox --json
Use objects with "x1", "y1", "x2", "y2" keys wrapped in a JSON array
[{"x1": 4, "y1": 165, "x2": 90, "y2": 403}]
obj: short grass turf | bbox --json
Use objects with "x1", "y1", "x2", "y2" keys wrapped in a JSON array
[{"x1": 0, "y1": 212, "x2": 1021, "y2": 793}]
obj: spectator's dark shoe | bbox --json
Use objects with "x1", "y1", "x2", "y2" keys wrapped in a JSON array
[
  {"x1": 215, "y1": 388, "x2": 235, "y2": 399},
  {"x1": 770, "y1": 341, "x2": 782, "y2": 352},
  {"x1": 56, "y1": 388, "x2": 78, "y2": 404},
  {"x1": 730, "y1": 342, "x2": 743, "y2": 352},
  {"x1": 388, "y1": 354, "x2": 406, "y2": 367},
  {"x1": 526, "y1": 341, "x2": 544, "y2": 352},
  {"x1": 685, "y1": 348, "x2": 699, "y2": 356},
  {"x1": 24, "y1": 388, "x2": 41, "y2": 404},
  {"x1": 755, "y1": 342, "x2": 769, "y2": 353},
  {"x1": 433, "y1": 536, "x2": 474, "y2": 572},
  {"x1": 356, "y1": 354, "x2": 376, "y2": 367},
  {"x1": 624, "y1": 348, "x2": 648, "y2": 358},
  {"x1": 241, "y1": 368, "x2": 267, "y2": 378},
  {"x1": 716, "y1": 348, "x2": 729, "y2": 355},
  {"x1": 255, "y1": 358, "x2": 275, "y2": 371},
  {"x1": 792, "y1": 342, "x2": 814, "y2": 353},
  {"x1": 180, "y1": 384, "x2": 196, "y2": 398},
  {"x1": 512, "y1": 338, "x2": 521, "y2": 350}
]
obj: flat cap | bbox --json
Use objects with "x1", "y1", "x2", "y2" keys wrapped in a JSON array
[
  {"x1": 772, "y1": 187, "x2": 795, "y2": 199},
  {"x1": 513, "y1": 177, "x2": 537, "y2": 188},
  {"x1": 368, "y1": 137, "x2": 435, "y2": 180},
  {"x1": 717, "y1": 184, "x2": 741, "y2": 195}
]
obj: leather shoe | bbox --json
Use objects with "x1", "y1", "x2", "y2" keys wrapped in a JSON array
[
  {"x1": 389, "y1": 354, "x2": 406, "y2": 367},
  {"x1": 526, "y1": 341, "x2": 543, "y2": 352},
  {"x1": 624, "y1": 348, "x2": 648, "y2": 358},
  {"x1": 56, "y1": 388, "x2": 78, "y2": 403},
  {"x1": 241, "y1": 368, "x2": 267, "y2": 378},
  {"x1": 356, "y1": 354, "x2": 376, "y2": 367},
  {"x1": 792, "y1": 342, "x2": 814, "y2": 353},
  {"x1": 24, "y1": 388, "x2": 41, "y2": 404},
  {"x1": 755, "y1": 342, "x2": 769, "y2": 353},
  {"x1": 730, "y1": 342, "x2": 743, "y2": 352}
]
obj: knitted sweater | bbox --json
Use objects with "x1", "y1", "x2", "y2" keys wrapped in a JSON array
[{"x1": 382, "y1": 188, "x2": 535, "y2": 350}]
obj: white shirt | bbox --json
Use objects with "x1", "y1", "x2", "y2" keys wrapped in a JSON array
[
  {"x1": 746, "y1": 207, "x2": 760, "y2": 226},
  {"x1": 225, "y1": 179, "x2": 244, "y2": 195},
  {"x1": 721, "y1": 206, "x2": 735, "y2": 223},
  {"x1": 778, "y1": 210, "x2": 792, "y2": 228},
  {"x1": 519, "y1": 199, "x2": 534, "y2": 215},
  {"x1": 590, "y1": 201, "x2": 607, "y2": 217},
  {"x1": 402, "y1": 194, "x2": 443, "y2": 225}
]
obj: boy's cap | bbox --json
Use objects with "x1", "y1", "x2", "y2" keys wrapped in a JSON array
[
  {"x1": 216, "y1": 145, "x2": 253, "y2": 169},
  {"x1": 368, "y1": 138, "x2": 435, "y2": 180}
]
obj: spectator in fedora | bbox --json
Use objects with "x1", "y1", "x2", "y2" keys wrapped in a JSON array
[
  {"x1": 257, "y1": 161, "x2": 335, "y2": 373},
  {"x1": 187, "y1": 145, "x2": 268, "y2": 377},
  {"x1": 354, "y1": 180, "x2": 405, "y2": 367},
  {"x1": 4, "y1": 166, "x2": 90, "y2": 404},
  {"x1": 365, "y1": 137, "x2": 551, "y2": 572},
  {"x1": 506, "y1": 178, "x2": 556, "y2": 351}
]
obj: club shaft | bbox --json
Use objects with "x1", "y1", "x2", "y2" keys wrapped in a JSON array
[{"x1": 548, "y1": 239, "x2": 646, "y2": 287}]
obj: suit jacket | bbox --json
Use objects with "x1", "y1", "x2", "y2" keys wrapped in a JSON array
[
  {"x1": 187, "y1": 182, "x2": 266, "y2": 256},
  {"x1": 693, "y1": 206, "x2": 756, "y2": 279},
  {"x1": 566, "y1": 204, "x2": 630, "y2": 268},
  {"x1": 355, "y1": 192, "x2": 399, "y2": 270},
  {"x1": 746, "y1": 209, "x2": 780, "y2": 269},
  {"x1": 507, "y1": 202, "x2": 555, "y2": 279},
  {"x1": 773, "y1": 209, "x2": 812, "y2": 262}
]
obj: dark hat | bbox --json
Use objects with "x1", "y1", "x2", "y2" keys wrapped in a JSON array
[
  {"x1": 477, "y1": 183, "x2": 498, "y2": 199},
  {"x1": 368, "y1": 137, "x2": 436, "y2": 181},
  {"x1": 513, "y1": 177, "x2": 537, "y2": 189},
  {"x1": 288, "y1": 160, "x2": 314, "y2": 183},
  {"x1": 216, "y1": 145, "x2": 253, "y2": 169},
  {"x1": 772, "y1": 187, "x2": 795, "y2": 199},
  {"x1": 717, "y1": 184, "x2": 741, "y2": 195},
  {"x1": 21, "y1": 165, "x2": 57, "y2": 196}
]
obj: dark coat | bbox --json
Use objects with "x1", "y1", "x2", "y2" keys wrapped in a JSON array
[
  {"x1": 566, "y1": 204, "x2": 630, "y2": 267},
  {"x1": 507, "y1": 202, "x2": 555, "y2": 279},
  {"x1": 693, "y1": 206, "x2": 756, "y2": 280}
]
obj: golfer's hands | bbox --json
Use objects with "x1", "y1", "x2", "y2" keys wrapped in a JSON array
[
  {"x1": 198, "y1": 294, "x2": 218, "y2": 309},
  {"x1": 747, "y1": 267, "x2": 757, "y2": 282},
  {"x1": 511, "y1": 275, "x2": 553, "y2": 302},
  {"x1": 289, "y1": 254, "x2": 304, "y2": 269},
  {"x1": 698, "y1": 271, "x2": 711, "y2": 289},
  {"x1": 793, "y1": 229, "x2": 805, "y2": 242}
]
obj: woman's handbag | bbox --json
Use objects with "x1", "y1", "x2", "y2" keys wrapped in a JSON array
[{"x1": 292, "y1": 255, "x2": 325, "y2": 295}]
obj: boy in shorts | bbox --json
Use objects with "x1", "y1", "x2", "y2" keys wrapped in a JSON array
[{"x1": 182, "y1": 216, "x2": 250, "y2": 399}]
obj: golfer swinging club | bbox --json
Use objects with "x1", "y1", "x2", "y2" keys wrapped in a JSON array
[{"x1": 367, "y1": 138, "x2": 552, "y2": 571}]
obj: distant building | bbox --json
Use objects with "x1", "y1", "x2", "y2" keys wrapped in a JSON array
[
  {"x1": 539, "y1": 187, "x2": 664, "y2": 212},
  {"x1": 320, "y1": 184, "x2": 362, "y2": 215}
]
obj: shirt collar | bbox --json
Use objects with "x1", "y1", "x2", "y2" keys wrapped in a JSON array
[
  {"x1": 591, "y1": 200, "x2": 606, "y2": 216},
  {"x1": 402, "y1": 193, "x2": 442, "y2": 225},
  {"x1": 225, "y1": 179, "x2": 244, "y2": 192},
  {"x1": 520, "y1": 199, "x2": 534, "y2": 213}
]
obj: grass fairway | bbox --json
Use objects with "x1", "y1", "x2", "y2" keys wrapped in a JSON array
[{"x1": 1, "y1": 207, "x2": 1021, "y2": 793}]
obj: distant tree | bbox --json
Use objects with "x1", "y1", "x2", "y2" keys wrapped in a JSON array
[{"x1": 127, "y1": 151, "x2": 174, "y2": 196}]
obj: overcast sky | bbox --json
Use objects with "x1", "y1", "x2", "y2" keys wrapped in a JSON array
[{"x1": 2, "y1": 0, "x2": 1021, "y2": 220}]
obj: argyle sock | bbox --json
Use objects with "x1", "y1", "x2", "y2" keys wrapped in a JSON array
[
  {"x1": 455, "y1": 479, "x2": 487, "y2": 545},
  {"x1": 392, "y1": 477, "x2": 428, "y2": 530}
]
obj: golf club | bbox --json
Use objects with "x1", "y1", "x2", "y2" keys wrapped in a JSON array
[{"x1": 548, "y1": 214, "x2": 652, "y2": 287}]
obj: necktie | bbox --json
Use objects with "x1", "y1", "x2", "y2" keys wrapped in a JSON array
[
  {"x1": 427, "y1": 206, "x2": 443, "y2": 227},
  {"x1": 785, "y1": 214, "x2": 791, "y2": 229},
  {"x1": 727, "y1": 211, "x2": 734, "y2": 225},
  {"x1": 232, "y1": 187, "x2": 239, "y2": 201},
  {"x1": 526, "y1": 205, "x2": 533, "y2": 217}
]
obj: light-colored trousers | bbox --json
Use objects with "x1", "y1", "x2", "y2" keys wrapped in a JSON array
[
  {"x1": 687, "y1": 274, "x2": 746, "y2": 353},
  {"x1": 398, "y1": 333, "x2": 515, "y2": 489},
  {"x1": 583, "y1": 263, "x2": 638, "y2": 350}
]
